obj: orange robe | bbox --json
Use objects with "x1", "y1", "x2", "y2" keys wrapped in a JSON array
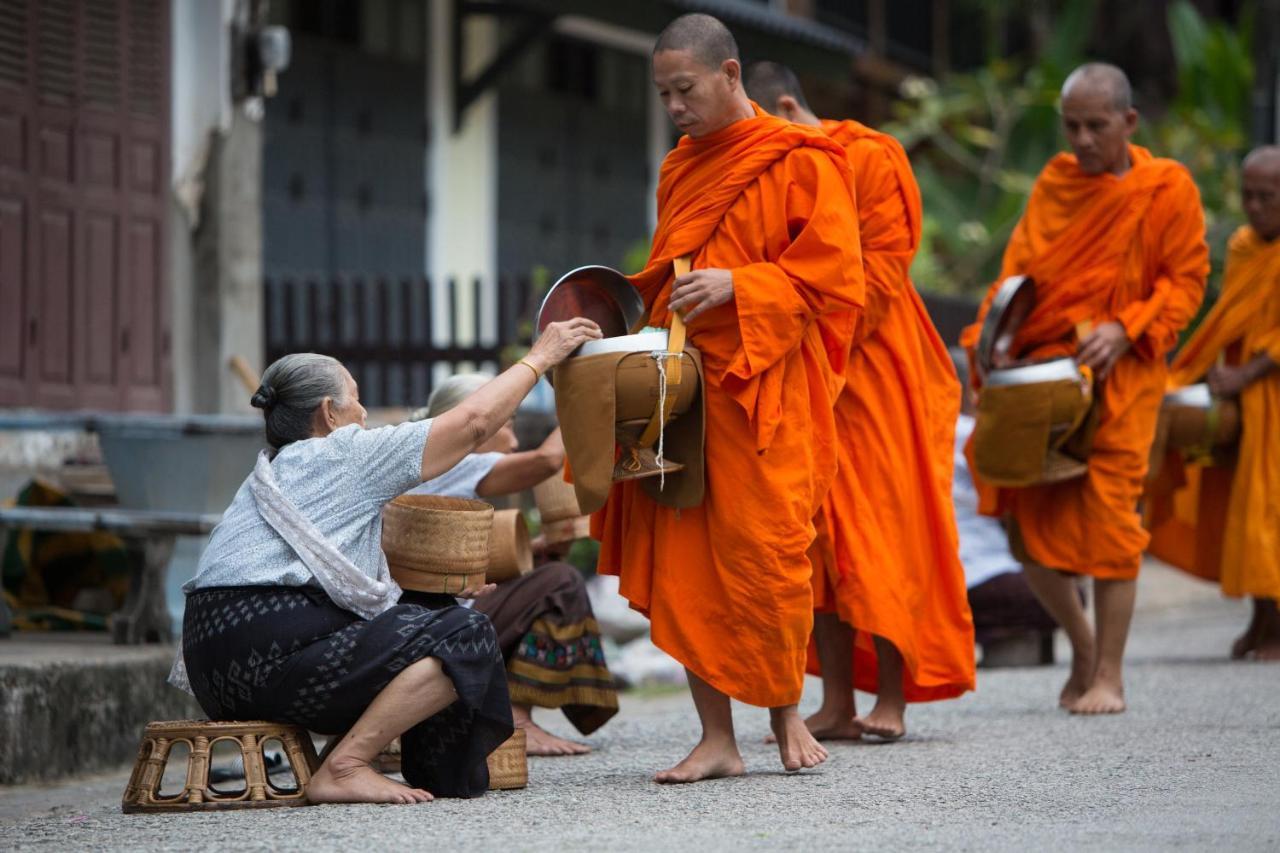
[
  {"x1": 810, "y1": 119, "x2": 975, "y2": 701},
  {"x1": 592, "y1": 107, "x2": 865, "y2": 707},
  {"x1": 960, "y1": 145, "x2": 1209, "y2": 580},
  {"x1": 1147, "y1": 226, "x2": 1280, "y2": 599}
]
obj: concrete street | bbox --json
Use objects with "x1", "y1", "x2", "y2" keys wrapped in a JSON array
[{"x1": 2, "y1": 561, "x2": 1278, "y2": 851}]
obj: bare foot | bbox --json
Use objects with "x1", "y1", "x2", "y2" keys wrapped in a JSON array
[
  {"x1": 307, "y1": 757, "x2": 433, "y2": 805},
  {"x1": 518, "y1": 719, "x2": 592, "y2": 756},
  {"x1": 1059, "y1": 654, "x2": 1094, "y2": 709},
  {"x1": 1068, "y1": 680, "x2": 1126, "y2": 715},
  {"x1": 770, "y1": 708, "x2": 829, "y2": 772},
  {"x1": 1254, "y1": 643, "x2": 1280, "y2": 662},
  {"x1": 1231, "y1": 622, "x2": 1261, "y2": 659},
  {"x1": 764, "y1": 707, "x2": 862, "y2": 743},
  {"x1": 856, "y1": 700, "x2": 906, "y2": 741},
  {"x1": 654, "y1": 738, "x2": 745, "y2": 784}
]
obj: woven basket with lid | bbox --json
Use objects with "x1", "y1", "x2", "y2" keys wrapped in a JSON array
[{"x1": 383, "y1": 495, "x2": 493, "y2": 594}]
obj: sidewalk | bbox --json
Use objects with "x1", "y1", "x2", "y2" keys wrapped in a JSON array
[{"x1": 2, "y1": 562, "x2": 1276, "y2": 851}]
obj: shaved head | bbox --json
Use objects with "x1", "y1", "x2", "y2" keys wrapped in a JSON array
[
  {"x1": 1061, "y1": 62, "x2": 1133, "y2": 112},
  {"x1": 1243, "y1": 145, "x2": 1280, "y2": 174},
  {"x1": 653, "y1": 13, "x2": 739, "y2": 69},
  {"x1": 1059, "y1": 62, "x2": 1138, "y2": 176},
  {"x1": 1242, "y1": 145, "x2": 1280, "y2": 240},
  {"x1": 651, "y1": 13, "x2": 752, "y2": 138},
  {"x1": 743, "y1": 61, "x2": 811, "y2": 112}
]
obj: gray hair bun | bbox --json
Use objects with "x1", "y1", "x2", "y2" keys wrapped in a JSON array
[{"x1": 251, "y1": 384, "x2": 278, "y2": 410}]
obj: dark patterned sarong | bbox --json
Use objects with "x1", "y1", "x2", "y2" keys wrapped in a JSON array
[
  {"x1": 182, "y1": 585, "x2": 513, "y2": 798},
  {"x1": 472, "y1": 562, "x2": 618, "y2": 735}
]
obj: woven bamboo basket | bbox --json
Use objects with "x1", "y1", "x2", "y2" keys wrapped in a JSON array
[
  {"x1": 533, "y1": 474, "x2": 581, "y2": 522},
  {"x1": 542, "y1": 515, "x2": 591, "y2": 545},
  {"x1": 383, "y1": 495, "x2": 493, "y2": 594},
  {"x1": 487, "y1": 509, "x2": 533, "y2": 583},
  {"x1": 487, "y1": 728, "x2": 528, "y2": 790},
  {"x1": 533, "y1": 475, "x2": 590, "y2": 545}
]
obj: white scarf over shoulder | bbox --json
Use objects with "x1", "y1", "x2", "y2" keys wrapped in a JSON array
[{"x1": 168, "y1": 449, "x2": 404, "y2": 693}]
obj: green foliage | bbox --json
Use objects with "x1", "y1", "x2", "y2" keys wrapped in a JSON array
[{"x1": 889, "y1": 1, "x2": 1254, "y2": 299}]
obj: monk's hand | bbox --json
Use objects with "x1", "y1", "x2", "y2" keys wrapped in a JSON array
[
  {"x1": 456, "y1": 581, "x2": 496, "y2": 599},
  {"x1": 1076, "y1": 321, "x2": 1131, "y2": 379},
  {"x1": 670, "y1": 268, "x2": 734, "y2": 323},
  {"x1": 528, "y1": 318, "x2": 604, "y2": 372},
  {"x1": 1206, "y1": 364, "x2": 1250, "y2": 398}
]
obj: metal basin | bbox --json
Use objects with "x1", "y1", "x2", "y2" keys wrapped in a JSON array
[
  {"x1": 536, "y1": 265, "x2": 645, "y2": 341},
  {"x1": 94, "y1": 414, "x2": 264, "y2": 513},
  {"x1": 577, "y1": 331, "x2": 671, "y2": 357},
  {"x1": 984, "y1": 357, "x2": 1081, "y2": 387}
]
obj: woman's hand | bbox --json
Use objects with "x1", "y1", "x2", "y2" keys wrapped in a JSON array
[
  {"x1": 456, "y1": 581, "x2": 496, "y2": 599},
  {"x1": 531, "y1": 533, "x2": 570, "y2": 562},
  {"x1": 526, "y1": 319, "x2": 604, "y2": 374}
]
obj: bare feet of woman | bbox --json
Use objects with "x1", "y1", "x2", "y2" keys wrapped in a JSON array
[
  {"x1": 770, "y1": 707, "x2": 829, "y2": 772},
  {"x1": 306, "y1": 756, "x2": 433, "y2": 805},
  {"x1": 654, "y1": 738, "x2": 745, "y2": 784},
  {"x1": 518, "y1": 719, "x2": 592, "y2": 756},
  {"x1": 764, "y1": 706, "x2": 863, "y2": 743},
  {"x1": 856, "y1": 700, "x2": 906, "y2": 741},
  {"x1": 1069, "y1": 678, "x2": 1126, "y2": 715}
]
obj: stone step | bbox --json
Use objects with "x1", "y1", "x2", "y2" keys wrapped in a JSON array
[{"x1": 0, "y1": 634, "x2": 199, "y2": 785}]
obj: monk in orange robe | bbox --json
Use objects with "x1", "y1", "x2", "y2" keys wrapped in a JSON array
[
  {"x1": 745, "y1": 61, "x2": 975, "y2": 742},
  {"x1": 1147, "y1": 146, "x2": 1280, "y2": 660},
  {"x1": 591, "y1": 14, "x2": 865, "y2": 782},
  {"x1": 960, "y1": 63, "x2": 1208, "y2": 714}
]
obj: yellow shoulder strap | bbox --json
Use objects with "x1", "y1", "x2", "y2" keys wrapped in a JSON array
[{"x1": 637, "y1": 256, "x2": 690, "y2": 449}]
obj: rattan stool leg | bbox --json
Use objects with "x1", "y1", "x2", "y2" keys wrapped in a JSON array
[
  {"x1": 241, "y1": 733, "x2": 269, "y2": 802},
  {"x1": 187, "y1": 735, "x2": 211, "y2": 805},
  {"x1": 281, "y1": 730, "x2": 319, "y2": 790}
]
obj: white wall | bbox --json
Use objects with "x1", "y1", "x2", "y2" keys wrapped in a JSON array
[
  {"x1": 427, "y1": 0, "x2": 499, "y2": 349},
  {"x1": 168, "y1": 0, "x2": 236, "y2": 413}
]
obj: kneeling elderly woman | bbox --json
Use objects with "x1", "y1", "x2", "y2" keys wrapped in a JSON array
[{"x1": 173, "y1": 318, "x2": 601, "y2": 804}]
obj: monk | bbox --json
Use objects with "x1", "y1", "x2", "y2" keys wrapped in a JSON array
[
  {"x1": 1147, "y1": 146, "x2": 1280, "y2": 660},
  {"x1": 592, "y1": 14, "x2": 865, "y2": 782},
  {"x1": 744, "y1": 61, "x2": 975, "y2": 742},
  {"x1": 960, "y1": 63, "x2": 1208, "y2": 714}
]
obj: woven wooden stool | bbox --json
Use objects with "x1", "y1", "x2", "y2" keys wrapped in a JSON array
[{"x1": 122, "y1": 720, "x2": 320, "y2": 813}]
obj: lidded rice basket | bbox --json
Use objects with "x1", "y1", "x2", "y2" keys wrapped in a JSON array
[{"x1": 383, "y1": 495, "x2": 492, "y2": 594}]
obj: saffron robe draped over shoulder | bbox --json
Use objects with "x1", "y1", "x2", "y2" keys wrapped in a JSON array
[
  {"x1": 809, "y1": 119, "x2": 975, "y2": 701},
  {"x1": 591, "y1": 106, "x2": 865, "y2": 707},
  {"x1": 960, "y1": 145, "x2": 1209, "y2": 580},
  {"x1": 1146, "y1": 226, "x2": 1280, "y2": 599}
]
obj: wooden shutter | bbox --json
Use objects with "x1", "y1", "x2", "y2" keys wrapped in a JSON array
[{"x1": 0, "y1": 0, "x2": 170, "y2": 411}]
